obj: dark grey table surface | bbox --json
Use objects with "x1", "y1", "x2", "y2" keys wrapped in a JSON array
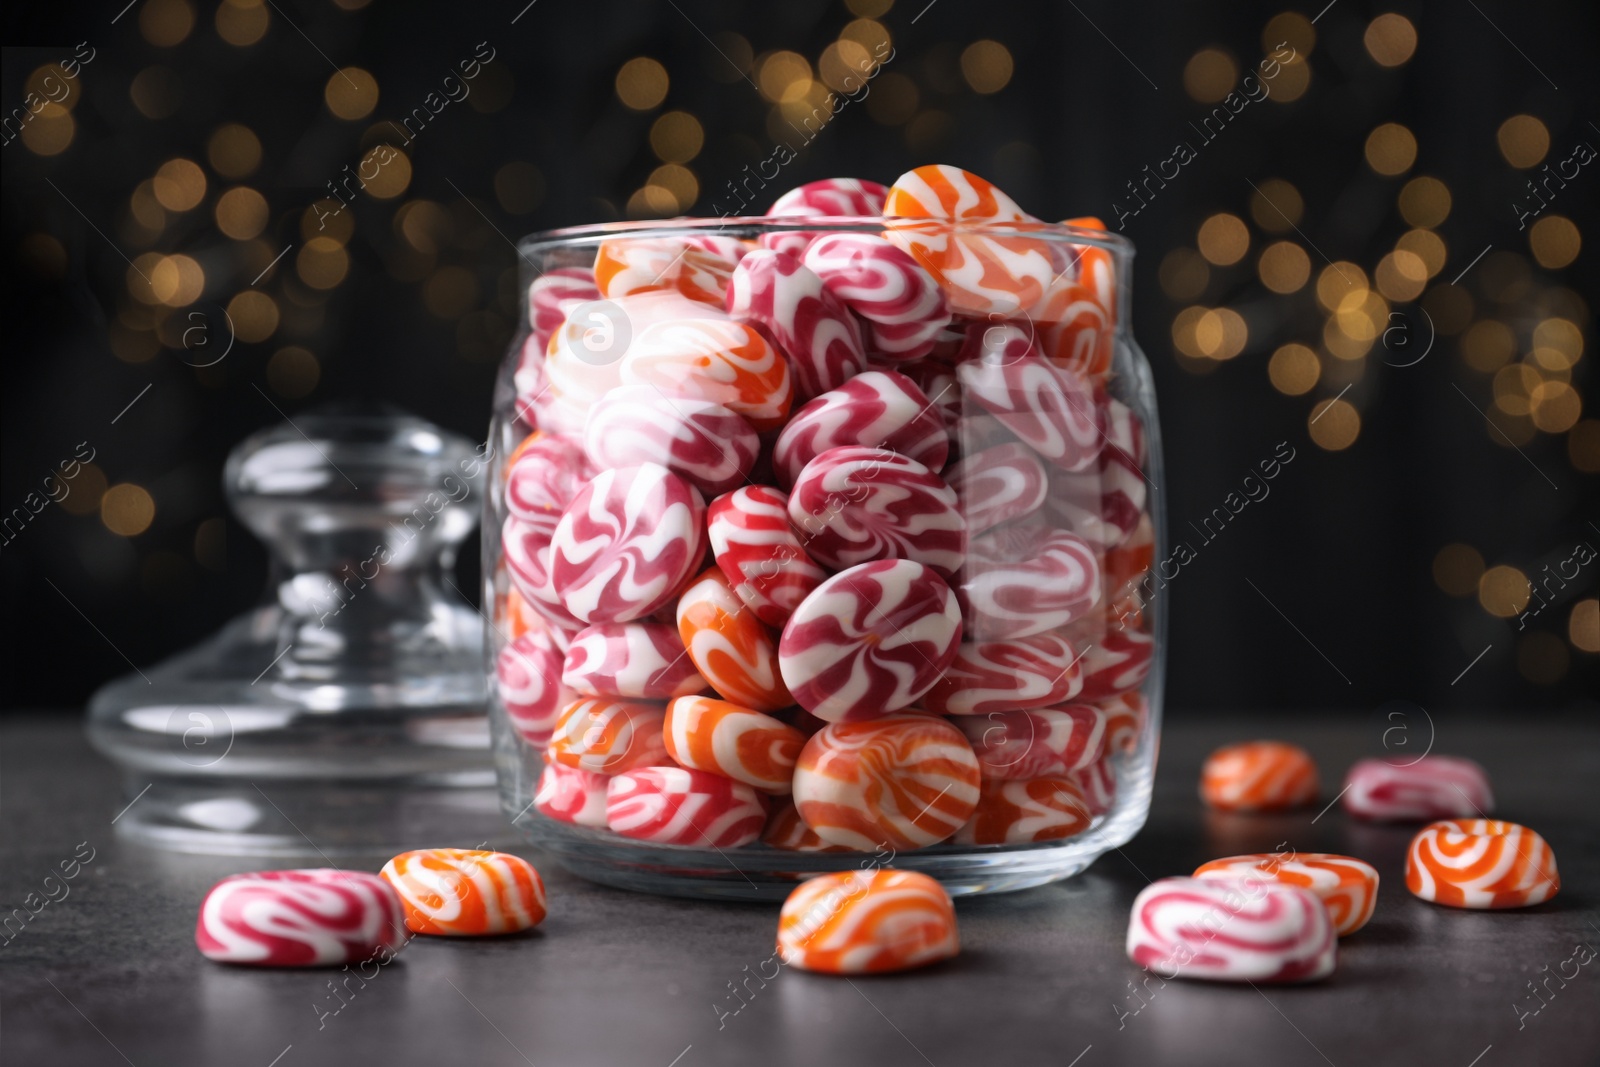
[{"x1": 2, "y1": 711, "x2": 1597, "y2": 1067}]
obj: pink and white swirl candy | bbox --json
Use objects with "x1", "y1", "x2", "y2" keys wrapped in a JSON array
[
  {"x1": 560, "y1": 621, "x2": 707, "y2": 700},
  {"x1": 681, "y1": 233, "x2": 750, "y2": 270},
  {"x1": 918, "y1": 634, "x2": 1083, "y2": 716},
  {"x1": 533, "y1": 761, "x2": 609, "y2": 828},
  {"x1": 954, "y1": 704, "x2": 1107, "y2": 780},
  {"x1": 547, "y1": 463, "x2": 706, "y2": 625},
  {"x1": 726, "y1": 249, "x2": 868, "y2": 401},
  {"x1": 605, "y1": 765, "x2": 769, "y2": 847},
  {"x1": 1047, "y1": 394, "x2": 1146, "y2": 547},
  {"x1": 778, "y1": 559, "x2": 962, "y2": 722},
  {"x1": 893, "y1": 360, "x2": 961, "y2": 437},
  {"x1": 961, "y1": 529, "x2": 1100, "y2": 640},
  {"x1": 1071, "y1": 757, "x2": 1118, "y2": 816},
  {"x1": 528, "y1": 268, "x2": 601, "y2": 354},
  {"x1": 787, "y1": 446, "x2": 966, "y2": 577},
  {"x1": 772, "y1": 371, "x2": 950, "y2": 488},
  {"x1": 706, "y1": 486, "x2": 827, "y2": 627},
  {"x1": 957, "y1": 355, "x2": 1104, "y2": 472},
  {"x1": 1126, "y1": 877, "x2": 1336, "y2": 984},
  {"x1": 803, "y1": 233, "x2": 952, "y2": 361},
  {"x1": 505, "y1": 434, "x2": 593, "y2": 540},
  {"x1": 501, "y1": 516, "x2": 561, "y2": 611},
  {"x1": 583, "y1": 385, "x2": 757, "y2": 496},
  {"x1": 195, "y1": 869, "x2": 407, "y2": 967},
  {"x1": 761, "y1": 178, "x2": 889, "y2": 258},
  {"x1": 497, "y1": 623, "x2": 575, "y2": 745},
  {"x1": 1341, "y1": 757, "x2": 1495, "y2": 822},
  {"x1": 1076, "y1": 628, "x2": 1153, "y2": 702},
  {"x1": 945, "y1": 442, "x2": 1048, "y2": 537}
]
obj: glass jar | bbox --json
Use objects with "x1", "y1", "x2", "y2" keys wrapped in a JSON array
[{"x1": 485, "y1": 215, "x2": 1164, "y2": 899}]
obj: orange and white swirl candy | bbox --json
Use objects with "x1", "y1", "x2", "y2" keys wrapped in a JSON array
[
  {"x1": 792, "y1": 713, "x2": 980, "y2": 850},
  {"x1": 1195, "y1": 853, "x2": 1379, "y2": 937},
  {"x1": 1405, "y1": 819, "x2": 1560, "y2": 909},
  {"x1": 546, "y1": 698, "x2": 670, "y2": 775},
  {"x1": 1098, "y1": 692, "x2": 1147, "y2": 754},
  {"x1": 380, "y1": 849, "x2": 546, "y2": 937},
  {"x1": 761, "y1": 797, "x2": 850, "y2": 851},
  {"x1": 776, "y1": 869, "x2": 958, "y2": 974},
  {"x1": 620, "y1": 318, "x2": 793, "y2": 431},
  {"x1": 594, "y1": 237, "x2": 732, "y2": 308},
  {"x1": 676, "y1": 568, "x2": 793, "y2": 712},
  {"x1": 1200, "y1": 741, "x2": 1319, "y2": 812},
  {"x1": 953, "y1": 775, "x2": 1093, "y2": 845},
  {"x1": 663, "y1": 695, "x2": 805, "y2": 793}
]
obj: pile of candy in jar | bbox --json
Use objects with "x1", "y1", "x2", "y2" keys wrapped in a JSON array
[{"x1": 493, "y1": 164, "x2": 1155, "y2": 855}]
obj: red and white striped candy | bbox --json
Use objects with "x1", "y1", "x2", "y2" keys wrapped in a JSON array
[
  {"x1": 546, "y1": 698, "x2": 670, "y2": 775},
  {"x1": 497, "y1": 624, "x2": 574, "y2": 746},
  {"x1": 772, "y1": 370, "x2": 950, "y2": 488},
  {"x1": 1099, "y1": 691, "x2": 1147, "y2": 754},
  {"x1": 676, "y1": 567, "x2": 793, "y2": 712},
  {"x1": 1076, "y1": 628, "x2": 1153, "y2": 701},
  {"x1": 726, "y1": 249, "x2": 868, "y2": 401},
  {"x1": 505, "y1": 433, "x2": 593, "y2": 540},
  {"x1": 792, "y1": 713, "x2": 980, "y2": 849},
  {"x1": 803, "y1": 233, "x2": 952, "y2": 361},
  {"x1": 954, "y1": 704, "x2": 1107, "y2": 780},
  {"x1": 893, "y1": 360, "x2": 961, "y2": 437},
  {"x1": 583, "y1": 385, "x2": 758, "y2": 496},
  {"x1": 761, "y1": 796, "x2": 850, "y2": 851},
  {"x1": 533, "y1": 761, "x2": 609, "y2": 828},
  {"x1": 561, "y1": 622, "x2": 706, "y2": 700},
  {"x1": 195, "y1": 870, "x2": 407, "y2": 967},
  {"x1": 501, "y1": 516, "x2": 565, "y2": 615},
  {"x1": 787, "y1": 446, "x2": 966, "y2": 577},
  {"x1": 762, "y1": 178, "x2": 890, "y2": 259},
  {"x1": 1070, "y1": 757, "x2": 1118, "y2": 816},
  {"x1": 663, "y1": 694, "x2": 805, "y2": 793},
  {"x1": 944, "y1": 442, "x2": 1048, "y2": 536},
  {"x1": 547, "y1": 463, "x2": 705, "y2": 625},
  {"x1": 620, "y1": 318, "x2": 793, "y2": 431},
  {"x1": 1104, "y1": 511, "x2": 1156, "y2": 604},
  {"x1": 1341, "y1": 757, "x2": 1495, "y2": 822},
  {"x1": 706, "y1": 486, "x2": 827, "y2": 627},
  {"x1": 681, "y1": 233, "x2": 749, "y2": 270},
  {"x1": 528, "y1": 268, "x2": 602, "y2": 355},
  {"x1": 779, "y1": 560, "x2": 962, "y2": 722},
  {"x1": 958, "y1": 355, "x2": 1104, "y2": 472},
  {"x1": 1126, "y1": 877, "x2": 1336, "y2": 983},
  {"x1": 594, "y1": 237, "x2": 732, "y2": 308},
  {"x1": 917, "y1": 634, "x2": 1082, "y2": 716},
  {"x1": 605, "y1": 765, "x2": 769, "y2": 847},
  {"x1": 953, "y1": 775, "x2": 1093, "y2": 845},
  {"x1": 961, "y1": 529, "x2": 1100, "y2": 639}
]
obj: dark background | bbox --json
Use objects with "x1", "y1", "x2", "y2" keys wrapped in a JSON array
[{"x1": 2, "y1": 0, "x2": 1595, "y2": 715}]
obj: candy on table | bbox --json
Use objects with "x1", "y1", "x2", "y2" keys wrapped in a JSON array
[
  {"x1": 763, "y1": 178, "x2": 891, "y2": 257},
  {"x1": 772, "y1": 370, "x2": 950, "y2": 488},
  {"x1": 534, "y1": 761, "x2": 610, "y2": 828},
  {"x1": 960, "y1": 529, "x2": 1101, "y2": 640},
  {"x1": 505, "y1": 433, "x2": 593, "y2": 540},
  {"x1": 619, "y1": 318, "x2": 794, "y2": 431},
  {"x1": 761, "y1": 796, "x2": 851, "y2": 851},
  {"x1": 1126, "y1": 876, "x2": 1336, "y2": 983},
  {"x1": 726, "y1": 248, "x2": 868, "y2": 401},
  {"x1": 1194, "y1": 853, "x2": 1379, "y2": 937},
  {"x1": 593, "y1": 236, "x2": 733, "y2": 307},
  {"x1": 195, "y1": 869, "x2": 407, "y2": 967},
  {"x1": 953, "y1": 704, "x2": 1107, "y2": 780},
  {"x1": 917, "y1": 634, "x2": 1083, "y2": 716},
  {"x1": 379, "y1": 849, "x2": 547, "y2": 937},
  {"x1": 1074, "y1": 628, "x2": 1154, "y2": 701},
  {"x1": 1405, "y1": 819, "x2": 1559, "y2": 909},
  {"x1": 802, "y1": 232, "x2": 953, "y2": 361},
  {"x1": 529, "y1": 267, "x2": 603, "y2": 354},
  {"x1": 1098, "y1": 691, "x2": 1147, "y2": 754},
  {"x1": 776, "y1": 869, "x2": 959, "y2": 974},
  {"x1": 957, "y1": 354, "x2": 1104, "y2": 472},
  {"x1": 560, "y1": 622, "x2": 707, "y2": 700},
  {"x1": 497, "y1": 623, "x2": 575, "y2": 746},
  {"x1": 779, "y1": 560, "x2": 963, "y2": 722},
  {"x1": 605, "y1": 765, "x2": 769, "y2": 847},
  {"x1": 1341, "y1": 756, "x2": 1495, "y2": 822},
  {"x1": 705, "y1": 486, "x2": 828, "y2": 627},
  {"x1": 881, "y1": 164, "x2": 1056, "y2": 318},
  {"x1": 676, "y1": 567, "x2": 794, "y2": 712},
  {"x1": 791, "y1": 712, "x2": 980, "y2": 849},
  {"x1": 583, "y1": 385, "x2": 758, "y2": 497},
  {"x1": 546, "y1": 698, "x2": 671, "y2": 775},
  {"x1": 944, "y1": 442, "x2": 1049, "y2": 537},
  {"x1": 1200, "y1": 741, "x2": 1319, "y2": 812},
  {"x1": 786, "y1": 446, "x2": 966, "y2": 577},
  {"x1": 1070, "y1": 756, "x2": 1117, "y2": 816},
  {"x1": 547, "y1": 463, "x2": 706, "y2": 625},
  {"x1": 954, "y1": 774, "x2": 1094, "y2": 845},
  {"x1": 663, "y1": 694, "x2": 806, "y2": 793}
]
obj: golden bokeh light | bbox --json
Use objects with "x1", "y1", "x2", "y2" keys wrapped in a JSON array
[
  {"x1": 208, "y1": 124, "x2": 261, "y2": 178},
  {"x1": 26, "y1": 64, "x2": 83, "y2": 112},
  {"x1": 708, "y1": 33, "x2": 754, "y2": 85},
  {"x1": 130, "y1": 66, "x2": 183, "y2": 119},
  {"x1": 1268, "y1": 343, "x2": 1320, "y2": 395},
  {"x1": 1365, "y1": 123, "x2": 1417, "y2": 176},
  {"x1": 1433, "y1": 543, "x2": 1485, "y2": 597},
  {"x1": 1193, "y1": 307, "x2": 1248, "y2": 360},
  {"x1": 227, "y1": 290, "x2": 279, "y2": 342},
  {"x1": 1183, "y1": 48, "x2": 1238, "y2": 103},
  {"x1": 1423, "y1": 284, "x2": 1473, "y2": 335},
  {"x1": 1258, "y1": 241, "x2": 1311, "y2": 293},
  {"x1": 1315, "y1": 262, "x2": 1368, "y2": 311},
  {"x1": 626, "y1": 185, "x2": 678, "y2": 218},
  {"x1": 961, "y1": 40, "x2": 1014, "y2": 94},
  {"x1": 1364, "y1": 13, "x2": 1417, "y2": 66},
  {"x1": 20, "y1": 103, "x2": 74, "y2": 156},
  {"x1": 215, "y1": 187, "x2": 268, "y2": 240},
  {"x1": 1268, "y1": 53, "x2": 1311, "y2": 102},
  {"x1": 396, "y1": 200, "x2": 452, "y2": 254},
  {"x1": 1375, "y1": 249, "x2": 1428, "y2": 302},
  {"x1": 1197, "y1": 213, "x2": 1249, "y2": 266},
  {"x1": 1396, "y1": 229, "x2": 1447, "y2": 278},
  {"x1": 1496, "y1": 114, "x2": 1549, "y2": 169},
  {"x1": 302, "y1": 199, "x2": 355, "y2": 245},
  {"x1": 102, "y1": 484, "x2": 156, "y2": 537},
  {"x1": 1308, "y1": 398, "x2": 1360, "y2": 450},
  {"x1": 1516, "y1": 631, "x2": 1568, "y2": 685},
  {"x1": 153, "y1": 158, "x2": 207, "y2": 212},
  {"x1": 1263, "y1": 13, "x2": 1316, "y2": 55},
  {"x1": 1570, "y1": 419, "x2": 1600, "y2": 472},
  {"x1": 819, "y1": 40, "x2": 877, "y2": 92},
  {"x1": 1570, "y1": 598, "x2": 1600, "y2": 653},
  {"x1": 494, "y1": 162, "x2": 545, "y2": 215},
  {"x1": 840, "y1": 19, "x2": 892, "y2": 57},
  {"x1": 1249, "y1": 179, "x2": 1302, "y2": 232},
  {"x1": 1171, "y1": 306, "x2": 1208, "y2": 359},
  {"x1": 1397, "y1": 176, "x2": 1450, "y2": 228},
  {"x1": 360, "y1": 145, "x2": 411, "y2": 198},
  {"x1": 423, "y1": 265, "x2": 479, "y2": 318},
  {"x1": 1531, "y1": 318, "x2": 1583, "y2": 370},
  {"x1": 1323, "y1": 316, "x2": 1374, "y2": 361},
  {"x1": 650, "y1": 164, "x2": 699, "y2": 210},
  {"x1": 150, "y1": 254, "x2": 205, "y2": 306},
  {"x1": 1529, "y1": 380, "x2": 1581, "y2": 433},
  {"x1": 267, "y1": 346, "x2": 320, "y2": 398},
  {"x1": 59, "y1": 463, "x2": 108, "y2": 516},
  {"x1": 1529, "y1": 215, "x2": 1580, "y2": 270},
  {"x1": 758, "y1": 51, "x2": 812, "y2": 103},
  {"x1": 216, "y1": 0, "x2": 270, "y2": 47},
  {"x1": 1461, "y1": 319, "x2": 1514, "y2": 372},
  {"x1": 297, "y1": 237, "x2": 349, "y2": 289},
  {"x1": 1158, "y1": 248, "x2": 1209, "y2": 301},
  {"x1": 1493, "y1": 363, "x2": 1540, "y2": 416},
  {"x1": 325, "y1": 68, "x2": 379, "y2": 120},
  {"x1": 141, "y1": 0, "x2": 195, "y2": 47},
  {"x1": 1335, "y1": 289, "x2": 1389, "y2": 343},
  {"x1": 650, "y1": 111, "x2": 704, "y2": 163}
]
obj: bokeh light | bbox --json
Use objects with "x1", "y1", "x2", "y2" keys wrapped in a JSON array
[
  {"x1": 227, "y1": 290, "x2": 279, "y2": 342},
  {"x1": 1461, "y1": 320, "x2": 1515, "y2": 372},
  {"x1": 1363, "y1": 14, "x2": 1417, "y2": 67},
  {"x1": 1478, "y1": 564, "x2": 1531, "y2": 617},
  {"x1": 153, "y1": 158, "x2": 206, "y2": 212},
  {"x1": 216, "y1": 0, "x2": 270, "y2": 47},
  {"x1": 359, "y1": 145, "x2": 411, "y2": 199},
  {"x1": 1570, "y1": 599, "x2": 1600, "y2": 653},
  {"x1": 324, "y1": 68, "x2": 378, "y2": 120},
  {"x1": 149, "y1": 254, "x2": 205, "y2": 306},
  {"x1": 1365, "y1": 123, "x2": 1417, "y2": 176},
  {"x1": 267, "y1": 346, "x2": 320, "y2": 398},
  {"x1": 1258, "y1": 241, "x2": 1310, "y2": 293},
  {"x1": 215, "y1": 187, "x2": 268, "y2": 240},
  {"x1": 1529, "y1": 216, "x2": 1580, "y2": 269},
  {"x1": 1268, "y1": 343, "x2": 1320, "y2": 395},
  {"x1": 650, "y1": 111, "x2": 704, "y2": 163},
  {"x1": 1249, "y1": 179, "x2": 1302, "y2": 232},
  {"x1": 1159, "y1": 248, "x2": 1209, "y2": 301},
  {"x1": 141, "y1": 0, "x2": 194, "y2": 47},
  {"x1": 1308, "y1": 398, "x2": 1361, "y2": 450},
  {"x1": 961, "y1": 40, "x2": 1014, "y2": 94},
  {"x1": 1184, "y1": 49, "x2": 1237, "y2": 103},
  {"x1": 1496, "y1": 115, "x2": 1549, "y2": 169},
  {"x1": 20, "y1": 104, "x2": 74, "y2": 156},
  {"x1": 130, "y1": 66, "x2": 183, "y2": 119},
  {"x1": 1198, "y1": 213, "x2": 1249, "y2": 265},
  {"x1": 616, "y1": 57, "x2": 669, "y2": 109},
  {"x1": 1433, "y1": 543, "x2": 1485, "y2": 597},
  {"x1": 1397, "y1": 176, "x2": 1451, "y2": 228},
  {"x1": 208, "y1": 124, "x2": 261, "y2": 178},
  {"x1": 297, "y1": 238, "x2": 350, "y2": 289},
  {"x1": 102, "y1": 484, "x2": 156, "y2": 536}
]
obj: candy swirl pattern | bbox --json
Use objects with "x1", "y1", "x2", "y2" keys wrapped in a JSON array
[
  {"x1": 726, "y1": 249, "x2": 868, "y2": 401},
  {"x1": 958, "y1": 355, "x2": 1104, "y2": 472},
  {"x1": 776, "y1": 869, "x2": 959, "y2": 974},
  {"x1": 786, "y1": 446, "x2": 966, "y2": 577},
  {"x1": 496, "y1": 623, "x2": 575, "y2": 746},
  {"x1": 1405, "y1": 819, "x2": 1559, "y2": 909},
  {"x1": 954, "y1": 775, "x2": 1094, "y2": 844},
  {"x1": 1194, "y1": 853, "x2": 1379, "y2": 937},
  {"x1": 1341, "y1": 756, "x2": 1495, "y2": 822},
  {"x1": 960, "y1": 529, "x2": 1100, "y2": 640},
  {"x1": 772, "y1": 370, "x2": 950, "y2": 488},
  {"x1": 663, "y1": 695, "x2": 806, "y2": 793},
  {"x1": 803, "y1": 233, "x2": 952, "y2": 361},
  {"x1": 918, "y1": 634, "x2": 1083, "y2": 716},
  {"x1": 1126, "y1": 876, "x2": 1336, "y2": 983},
  {"x1": 583, "y1": 386, "x2": 758, "y2": 497},
  {"x1": 534, "y1": 762, "x2": 610, "y2": 828},
  {"x1": 593, "y1": 237, "x2": 732, "y2": 307},
  {"x1": 944, "y1": 442, "x2": 1048, "y2": 537},
  {"x1": 706, "y1": 486, "x2": 828, "y2": 628},
  {"x1": 379, "y1": 849, "x2": 547, "y2": 937},
  {"x1": 1199, "y1": 741, "x2": 1319, "y2": 812},
  {"x1": 505, "y1": 434, "x2": 593, "y2": 539},
  {"x1": 546, "y1": 698, "x2": 670, "y2": 775},
  {"x1": 194, "y1": 869, "x2": 407, "y2": 967},
  {"x1": 560, "y1": 621, "x2": 707, "y2": 700},
  {"x1": 620, "y1": 319, "x2": 793, "y2": 431},
  {"x1": 676, "y1": 567, "x2": 793, "y2": 712},
  {"x1": 605, "y1": 766, "x2": 769, "y2": 847},
  {"x1": 953, "y1": 704, "x2": 1107, "y2": 780}
]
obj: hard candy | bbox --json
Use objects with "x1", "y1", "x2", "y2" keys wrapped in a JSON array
[
  {"x1": 1126, "y1": 876, "x2": 1336, "y2": 983},
  {"x1": 726, "y1": 248, "x2": 868, "y2": 401},
  {"x1": 961, "y1": 529, "x2": 1100, "y2": 639},
  {"x1": 528, "y1": 267, "x2": 602, "y2": 357},
  {"x1": 533, "y1": 761, "x2": 610, "y2": 828},
  {"x1": 593, "y1": 237, "x2": 733, "y2": 307},
  {"x1": 787, "y1": 446, "x2": 966, "y2": 577},
  {"x1": 583, "y1": 386, "x2": 758, "y2": 496},
  {"x1": 803, "y1": 233, "x2": 952, "y2": 361},
  {"x1": 1070, "y1": 757, "x2": 1118, "y2": 816},
  {"x1": 380, "y1": 849, "x2": 547, "y2": 937},
  {"x1": 776, "y1": 869, "x2": 958, "y2": 974},
  {"x1": 605, "y1": 765, "x2": 769, "y2": 847},
  {"x1": 953, "y1": 704, "x2": 1107, "y2": 780},
  {"x1": 945, "y1": 442, "x2": 1049, "y2": 537},
  {"x1": 1075, "y1": 628, "x2": 1153, "y2": 701},
  {"x1": 953, "y1": 775, "x2": 1093, "y2": 844},
  {"x1": 676, "y1": 567, "x2": 793, "y2": 712},
  {"x1": 546, "y1": 698, "x2": 671, "y2": 775},
  {"x1": 195, "y1": 870, "x2": 407, "y2": 967},
  {"x1": 761, "y1": 796, "x2": 850, "y2": 851},
  {"x1": 706, "y1": 486, "x2": 828, "y2": 628},
  {"x1": 1341, "y1": 756, "x2": 1495, "y2": 822},
  {"x1": 1406, "y1": 819, "x2": 1559, "y2": 909},
  {"x1": 620, "y1": 318, "x2": 793, "y2": 431},
  {"x1": 957, "y1": 354, "x2": 1104, "y2": 472},
  {"x1": 1200, "y1": 741, "x2": 1319, "y2": 812},
  {"x1": 1194, "y1": 853, "x2": 1378, "y2": 937},
  {"x1": 497, "y1": 624, "x2": 575, "y2": 746},
  {"x1": 917, "y1": 634, "x2": 1082, "y2": 716},
  {"x1": 560, "y1": 622, "x2": 707, "y2": 700},
  {"x1": 772, "y1": 370, "x2": 950, "y2": 488},
  {"x1": 505, "y1": 433, "x2": 594, "y2": 541},
  {"x1": 663, "y1": 694, "x2": 806, "y2": 793}
]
